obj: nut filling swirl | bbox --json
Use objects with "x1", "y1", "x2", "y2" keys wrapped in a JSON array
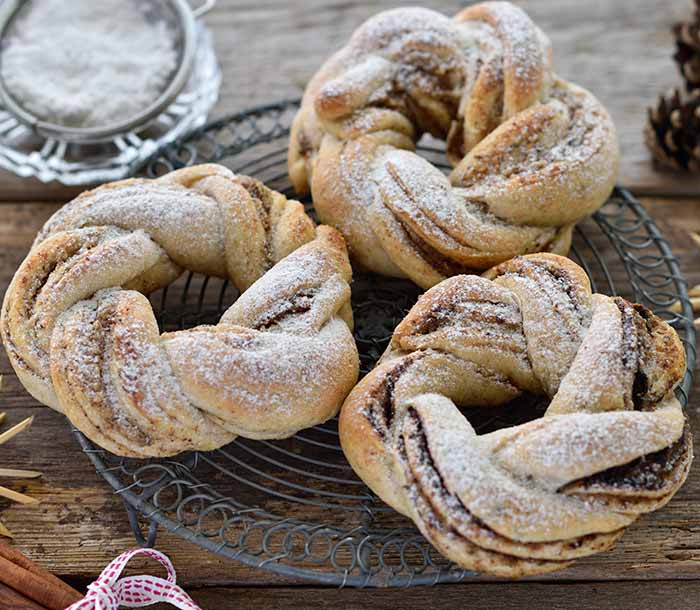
[{"x1": 339, "y1": 253, "x2": 691, "y2": 577}]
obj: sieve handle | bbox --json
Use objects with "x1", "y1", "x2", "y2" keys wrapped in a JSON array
[{"x1": 191, "y1": 0, "x2": 216, "y2": 18}]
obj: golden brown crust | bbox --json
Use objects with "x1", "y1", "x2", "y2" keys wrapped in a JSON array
[
  {"x1": 288, "y1": 3, "x2": 619, "y2": 288},
  {"x1": 339, "y1": 253, "x2": 691, "y2": 577},
  {"x1": 2, "y1": 165, "x2": 359, "y2": 457}
]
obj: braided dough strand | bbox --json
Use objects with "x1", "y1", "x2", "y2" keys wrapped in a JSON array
[
  {"x1": 289, "y1": 2, "x2": 619, "y2": 288},
  {"x1": 339, "y1": 253, "x2": 690, "y2": 576}
]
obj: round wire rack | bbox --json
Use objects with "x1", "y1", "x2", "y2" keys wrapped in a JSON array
[{"x1": 75, "y1": 99, "x2": 697, "y2": 587}]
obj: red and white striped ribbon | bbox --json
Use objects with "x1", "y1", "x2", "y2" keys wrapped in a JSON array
[{"x1": 64, "y1": 548, "x2": 202, "y2": 610}]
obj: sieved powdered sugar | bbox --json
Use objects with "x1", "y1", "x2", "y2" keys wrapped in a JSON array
[{"x1": 1, "y1": 0, "x2": 178, "y2": 128}]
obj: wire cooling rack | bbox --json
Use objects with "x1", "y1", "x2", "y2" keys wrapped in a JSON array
[{"x1": 75, "y1": 100, "x2": 697, "y2": 587}]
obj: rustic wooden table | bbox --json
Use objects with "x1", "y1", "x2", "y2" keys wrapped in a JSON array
[{"x1": 1, "y1": 1, "x2": 699, "y2": 608}]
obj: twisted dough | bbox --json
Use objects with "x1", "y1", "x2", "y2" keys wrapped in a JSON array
[
  {"x1": 2, "y1": 164, "x2": 359, "y2": 457},
  {"x1": 339, "y1": 254, "x2": 691, "y2": 576},
  {"x1": 289, "y1": 2, "x2": 619, "y2": 288}
]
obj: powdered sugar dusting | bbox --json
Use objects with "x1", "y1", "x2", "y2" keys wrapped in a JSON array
[
  {"x1": 2, "y1": 167, "x2": 357, "y2": 457},
  {"x1": 291, "y1": 2, "x2": 619, "y2": 285},
  {"x1": 343, "y1": 251, "x2": 688, "y2": 570},
  {"x1": 488, "y1": 406, "x2": 685, "y2": 491},
  {"x1": 404, "y1": 397, "x2": 633, "y2": 543},
  {"x1": 35, "y1": 181, "x2": 227, "y2": 277}
]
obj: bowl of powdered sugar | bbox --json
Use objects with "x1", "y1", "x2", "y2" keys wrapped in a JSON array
[{"x1": 0, "y1": 0, "x2": 198, "y2": 141}]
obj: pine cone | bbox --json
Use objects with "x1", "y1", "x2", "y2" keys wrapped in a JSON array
[
  {"x1": 645, "y1": 89, "x2": 700, "y2": 171},
  {"x1": 673, "y1": 4, "x2": 700, "y2": 90}
]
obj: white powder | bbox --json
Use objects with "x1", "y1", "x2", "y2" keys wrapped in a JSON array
[{"x1": 1, "y1": 0, "x2": 178, "y2": 128}]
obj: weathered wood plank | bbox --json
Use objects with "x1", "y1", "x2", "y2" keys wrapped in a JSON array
[
  {"x1": 177, "y1": 581, "x2": 700, "y2": 610},
  {"x1": 0, "y1": 0, "x2": 696, "y2": 201}
]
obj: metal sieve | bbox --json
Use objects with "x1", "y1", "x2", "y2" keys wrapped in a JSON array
[{"x1": 0, "y1": 0, "x2": 216, "y2": 143}]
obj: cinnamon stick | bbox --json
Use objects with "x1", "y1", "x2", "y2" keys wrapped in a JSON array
[
  {"x1": 0, "y1": 542, "x2": 82, "y2": 600},
  {"x1": 0, "y1": 553, "x2": 82, "y2": 610},
  {"x1": 0, "y1": 582, "x2": 50, "y2": 610}
]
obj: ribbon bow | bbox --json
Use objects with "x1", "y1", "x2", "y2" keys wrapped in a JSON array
[{"x1": 65, "y1": 548, "x2": 202, "y2": 610}]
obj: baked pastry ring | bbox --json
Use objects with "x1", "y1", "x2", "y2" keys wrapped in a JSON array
[
  {"x1": 289, "y1": 2, "x2": 619, "y2": 288},
  {"x1": 1, "y1": 164, "x2": 359, "y2": 457},
  {"x1": 339, "y1": 253, "x2": 691, "y2": 576}
]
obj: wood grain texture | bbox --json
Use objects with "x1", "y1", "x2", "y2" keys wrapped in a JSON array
[
  {"x1": 0, "y1": 0, "x2": 697, "y2": 201},
  {"x1": 180, "y1": 581, "x2": 700, "y2": 610}
]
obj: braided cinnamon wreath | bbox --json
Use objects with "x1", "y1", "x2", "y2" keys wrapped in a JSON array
[
  {"x1": 289, "y1": 2, "x2": 619, "y2": 288},
  {"x1": 339, "y1": 254, "x2": 691, "y2": 576},
  {"x1": 1, "y1": 164, "x2": 359, "y2": 457}
]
